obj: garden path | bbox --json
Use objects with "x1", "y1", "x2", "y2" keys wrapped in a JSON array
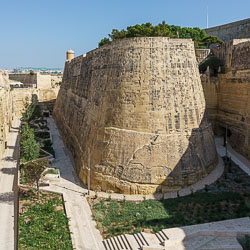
[
  {"x1": 215, "y1": 137, "x2": 250, "y2": 176},
  {"x1": 42, "y1": 117, "x2": 104, "y2": 250},
  {"x1": 0, "y1": 118, "x2": 20, "y2": 250}
]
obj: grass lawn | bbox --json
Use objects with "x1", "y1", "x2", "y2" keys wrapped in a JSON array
[
  {"x1": 89, "y1": 157, "x2": 250, "y2": 239},
  {"x1": 18, "y1": 189, "x2": 73, "y2": 249},
  {"x1": 90, "y1": 192, "x2": 250, "y2": 239}
]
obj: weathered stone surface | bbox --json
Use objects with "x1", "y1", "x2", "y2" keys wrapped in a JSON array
[
  {"x1": 54, "y1": 37, "x2": 218, "y2": 194},
  {"x1": 12, "y1": 88, "x2": 59, "y2": 117},
  {"x1": 0, "y1": 71, "x2": 13, "y2": 158},
  {"x1": 201, "y1": 39, "x2": 250, "y2": 160}
]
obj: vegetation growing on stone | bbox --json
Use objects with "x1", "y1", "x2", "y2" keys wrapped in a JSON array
[
  {"x1": 98, "y1": 21, "x2": 223, "y2": 48},
  {"x1": 199, "y1": 55, "x2": 224, "y2": 73}
]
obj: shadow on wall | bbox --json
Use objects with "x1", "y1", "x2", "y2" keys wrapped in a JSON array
[
  {"x1": 151, "y1": 112, "x2": 218, "y2": 196},
  {"x1": 54, "y1": 101, "x2": 218, "y2": 195}
]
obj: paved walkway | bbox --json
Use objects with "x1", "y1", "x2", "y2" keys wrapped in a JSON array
[
  {"x1": 40, "y1": 120, "x2": 250, "y2": 250},
  {"x1": 103, "y1": 217, "x2": 250, "y2": 250},
  {"x1": 0, "y1": 118, "x2": 20, "y2": 250},
  {"x1": 215, "y1": 137, "x2": 250, "y2": 176},
  {"x1": 42, "y1": 118, "x2": 104, "y2": 250}
]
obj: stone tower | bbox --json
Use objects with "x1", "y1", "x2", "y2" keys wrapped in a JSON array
[
  {"x1": 66, "y1": 49, "x2": 75, "y2": 61},
  {"x1": 54, "y1": 37, "x2": 218, "y2": 194}
]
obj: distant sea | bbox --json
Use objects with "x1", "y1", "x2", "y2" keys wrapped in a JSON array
[{"x1": 14, "y1": 67, "x2": 63, "y2": 71}]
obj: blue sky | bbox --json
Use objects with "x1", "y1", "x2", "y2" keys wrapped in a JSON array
[{"x1": 0, "y1": 0, "x2": 249, "y2": 69}]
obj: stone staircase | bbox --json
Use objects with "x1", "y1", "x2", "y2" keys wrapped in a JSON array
[
  {"x1": 102, "y1": 217, "x2": 250, "y2": 250},
  {"x1": 155, "y1": 231, "x2": 169, "y2": 245}
]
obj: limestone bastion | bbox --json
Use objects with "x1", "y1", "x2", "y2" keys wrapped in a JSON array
[{"x1": 54, "y1": 37, "x2": 218, "y2": 194}]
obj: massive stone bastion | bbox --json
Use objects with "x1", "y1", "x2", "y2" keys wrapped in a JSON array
[{"x1": 54, "y1": 37, "x2": 218, "y2": 194}]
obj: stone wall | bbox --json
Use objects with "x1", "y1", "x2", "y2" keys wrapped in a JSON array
[
  {"x1": 37, "y1": 74, "x2": 51, "y2": 89},
  {"x1": 201, "y1": 39, "x2": 250, "y2": 160},
  {"x1": 0, "y1": 71, "x2": 13, "y2": 159},
  {"x1": 9, "y1": 72, "x2": 53, "y2": 89},
  {"x1": 212, "y1": 39, "x2": 250, "y2": 72},
  {"x1": 54, "y1": 37, "x2": 218, "y2": 195},
  {"x1": 205, "y1": 18, "x2": 250, "y2": 42},
  {"x1": 51, "y1": 75, "x2": 62, "y2": 87},
  {"x1": 9, "y1": 73, "x2": 37, "y2": 88},
  {"x1": 12, "y1": 88, "x2": 59, "y2": 117}
]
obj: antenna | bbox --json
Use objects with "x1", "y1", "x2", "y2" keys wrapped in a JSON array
[{"x1": 206, "y1": 6, "x2": 209, "y2": 28}]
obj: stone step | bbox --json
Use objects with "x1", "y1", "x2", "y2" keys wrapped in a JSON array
[
  {"x1": 133, "y1": 232, "x2": 149, "y2": 248},
  {"x1": 155, "y1": 230, "x2": 169, "y2": 244},
  {"x1": 141, "y1": 232, "x2": 162, "y2": 246},
  {"x1": 125, "y1": 234, "x2": 140, "y2": 250},
  {"x1": 103, "y1": 234, "x2": 133, "y2": 250},
  {"x1": 183, "y1": 235, "x2": 216, "y2": 249}
]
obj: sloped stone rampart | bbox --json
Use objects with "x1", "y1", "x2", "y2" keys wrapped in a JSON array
[{"x1": 54, "y1": 37, "x2": 218, "y2": 194}]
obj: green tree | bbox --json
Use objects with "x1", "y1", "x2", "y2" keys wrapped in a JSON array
[
  {"x1": 198, "y1": 35, "x2": 223, "y2": 47},
  {"x1": 98, "y1": 21, "x2": 223, "y2": 48},
  {"x1": 98, "y1": 37, "x2": 111, "y2": 47},
  {"x1": 22, "y1": 96, "x2": 37, "y2": 122},
  {"x1": 22, "y1": 158, "x2": 49, "y2": 199}
]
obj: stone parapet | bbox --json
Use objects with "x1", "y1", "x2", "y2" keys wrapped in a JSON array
[{"x1": 205, "y1": 18, "x2": 250, "y2": 42}]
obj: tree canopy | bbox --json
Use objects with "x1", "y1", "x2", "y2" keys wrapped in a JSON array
[
  {"x1": 98, "y1": 21, "x2": 223, "y2": 48},
  {"x1": 22, "y1": 158, "x2": 49, "y2": 199}
]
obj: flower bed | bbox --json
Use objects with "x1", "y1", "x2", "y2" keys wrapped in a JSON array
[{"x1": 18, "y1": 189, "x2": 73, "y2": 249}]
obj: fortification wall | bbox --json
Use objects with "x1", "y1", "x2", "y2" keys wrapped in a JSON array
[
  {"x1": 9, "y1": 72, "x2": 53, "y2": 89},
  {"x1": 212, "y1": 39, "x2": 250, "y2": 72},
  {"x1": 37, "y1": 74, "x2": 51, "y2": 89},
  {"x1": 12, "y1": 88, "x2": 59, "y2": 117},
  {"x1": 9, "y1": 73, "x2": 37, "y2": 88},
  {"x1": 205, "y1": 18, "x2": 250, "y2": 42},
  {"x1": 54, "y1": 37, "x2": 218, "y2": 195},
  {"x1": 201, "y1": 40, "x2": 250, "y2": 160},
  {"x1": 0, "y1": 71, "x2": 13, "y2": 159}
]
